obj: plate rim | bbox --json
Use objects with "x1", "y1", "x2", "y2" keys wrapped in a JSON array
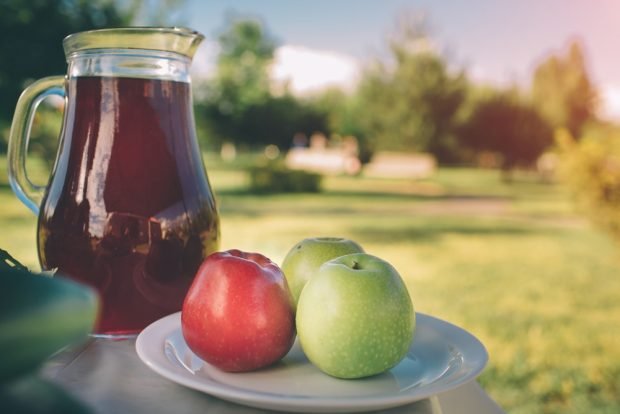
[{"x1": 136, "y1": 312, "x2": 488, "y2": 411}]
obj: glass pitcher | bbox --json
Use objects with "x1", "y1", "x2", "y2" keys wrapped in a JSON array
[{"x1": 8, "y1": 27, "x2": 220, "y2": 337}]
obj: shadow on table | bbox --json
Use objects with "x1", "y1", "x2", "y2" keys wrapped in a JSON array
[{"x1": 0, "y1": 375, "x2": 91, "y2": 414}]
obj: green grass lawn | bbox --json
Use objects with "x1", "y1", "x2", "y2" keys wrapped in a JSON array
[{"x1": 1, "y1": 155, "x2": 618, "y2": 413}]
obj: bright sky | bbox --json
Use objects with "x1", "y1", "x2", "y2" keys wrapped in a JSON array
[{"x1": 185, "y1": 0, "x2": 620, "y2": 120}]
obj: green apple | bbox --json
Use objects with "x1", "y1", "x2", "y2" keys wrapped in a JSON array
[
  {"x1": 296, "y1": 253, "x2": 415, "y2": 379},
  {"x1": 281, "y1": 237, "x2": 364, "y2": 305}
]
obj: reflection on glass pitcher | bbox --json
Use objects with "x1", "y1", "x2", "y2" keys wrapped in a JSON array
[{"x1": 8, "y1": 28, "x2": 220, "y2": 337}]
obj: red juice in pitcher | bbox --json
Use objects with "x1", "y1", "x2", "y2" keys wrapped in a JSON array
[{"x1": 38, "y1": 76, "x2": 220, "y2": 336}]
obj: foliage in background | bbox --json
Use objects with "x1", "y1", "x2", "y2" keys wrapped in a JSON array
[
  {"x1": 0, "y1": 0, "x2": 184, "y2": 163},
  {"x1": 129, "y1": 0, "x2": 186, "y2": 27},
  {"x1": 531, "y1": 41, "x2": 598, "y2": 138},
  {"x1": 355, "y1": 16, "x2": 466, "y2": 163},
  {"x1": 459, "y1": 93, "x2": 554, "y2": 176},
  {"x1": 196, "y1": 17, "x2": 328, "y2": 150},
  {"x1": 0, "y1": 0, "x2": 132, "y2": 126},
  {"x1": 28, "y1": 106, "x2": 64, "y2": 168},
  {"x1": 557, "y1": 126, "x2": 620, "y2": 244},
  {"x1": 248, "y1": 162, "x2": 322, "y2": 194},
  {"x1": 307, "y1": 89, "x2": 374, "y2": 163},
  {"x1": 208, "y1": 15, "x2": 276, "y2": 113}
]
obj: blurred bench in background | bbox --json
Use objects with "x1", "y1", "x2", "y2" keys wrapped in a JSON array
[{"x1": 363, "y1": 152, "x2": 436, "y2": 179}]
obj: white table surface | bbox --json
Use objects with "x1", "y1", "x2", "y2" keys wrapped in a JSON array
[{"x1": 41, "y1": 338, "x2": 505, "y2": 414}]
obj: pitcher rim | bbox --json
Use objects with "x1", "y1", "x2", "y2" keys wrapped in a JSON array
[{"x1": 63, "y1": 27, "x2": 204, "y2": 60}]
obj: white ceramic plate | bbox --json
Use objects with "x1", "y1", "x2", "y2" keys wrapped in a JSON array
[{"x1": 136, "y1": 312, "x2": 487, "y2": 413}]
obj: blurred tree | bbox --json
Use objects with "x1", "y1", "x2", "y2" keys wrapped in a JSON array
[
  {"x1": 196, "y1": 16, "x2": 327, "y2": 150},
  {"x1": 309, "y1": 88, "x2": 373, "y2": 163},
  {"x1": 531, "y1": 41, "x2": 598, "y2": 138},
  {"x1": 130, "y1": 0, "x2": 186, "y2": 26},
  {"x1": 0, "y1": 0, "x2": 133, "y2": 128},
  {"x1": 196, "y1": 16, "x2": 275, "y2": 148},
  {"x1": 0, "y1": 0, "x2": 186, "y2": 159},
  {"x1": 213, "y1": 16, "x2": 276, "y2": 111},
  {"x1": 459, "y1": 94, "x2": 553, "y2": 179},
  {"x1": 557, "y1": 126, "x2": 620, "y2": 244},
  {"x1": 355, "y1": 16, "x2": 466, "y2": 163},
  {"x1": 235, "y1": 94, "x2": 326, "y2": 149},
  {"x1": 199, "y1": 91, "x2": 328, "y2": 150}
]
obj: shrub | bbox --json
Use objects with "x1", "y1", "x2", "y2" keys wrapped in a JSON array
[
  {"x1": 248, "y1": 163, "x2": 322, "y2": 194},
  {"x1": 557, "y1": 128, "x2": 620, "y2": 242}
]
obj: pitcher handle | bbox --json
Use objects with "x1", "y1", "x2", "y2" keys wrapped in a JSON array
[{"x1": 7, "y1": 76, "x2": 66, "y2": 215}]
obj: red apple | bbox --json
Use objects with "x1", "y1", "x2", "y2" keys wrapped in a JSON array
[{"x1": 181, "y1": 249, "x2": 296, "y2": 372}]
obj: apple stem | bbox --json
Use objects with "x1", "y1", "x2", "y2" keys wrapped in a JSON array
[{"x1": 352, "y1": 260, "x2": 361, "y2": 270}]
